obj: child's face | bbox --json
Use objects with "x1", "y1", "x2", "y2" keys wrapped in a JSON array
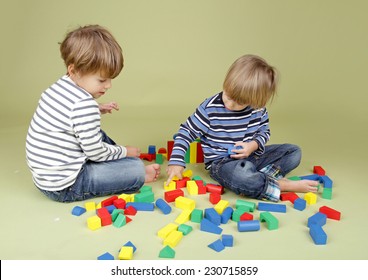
[{"x1": 72, "y1": 71, "x2": 112, "y2": 99}]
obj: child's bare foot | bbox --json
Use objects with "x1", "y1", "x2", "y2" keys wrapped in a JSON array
[
  {"x1": 279, "y1": 178, "x2": 319, "y2": 193},
  {"x1": 145, "y1": 164, "x2": 161, "y2": 183}
]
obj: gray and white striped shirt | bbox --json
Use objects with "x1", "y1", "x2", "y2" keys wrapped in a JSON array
[{"x1": 26, "y1": 75, "x2": 126, "y2": 191}]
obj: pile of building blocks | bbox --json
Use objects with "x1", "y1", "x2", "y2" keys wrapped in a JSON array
[
  {"x1": 70, "y1": 164, "x2": 342, "y2": 259},
  {"x1": 139, "y1": 138, "x2": 204, "y2": 165}
]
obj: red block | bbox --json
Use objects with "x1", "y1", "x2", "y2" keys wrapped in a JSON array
[
  {"x1": 97, "y1": 207, "x2": 112, "y2": 226},
  {"x1": 124, "y1": 205, "x2": 137, "y2": 216},
  {"x1": 240, "y1": 212, "x2": 253, "y2": 221},
  {"x1": 319, "y1": 206, "x2": 341, "y2": 220},
  {"x1": 176, "y1": 178, "x2": 190, "y2": 188},
  {"x1": 206, "y1": 184, "x2": 224, "y2": 194},
  {"x1": 164, "y1": 189, "x2": 184, "y2": 203},
  {"x1": 209, "y1": 193, "x2": 221, "y2": 204},
  {"x1": 139, "y1": 153, "x2": 155, "y2": 161},
  {"x1": 167, "y1": 140, "x2": 174, "y2": 160},
  {"x1": 196, "y1": 142, "x2": 204, "y2": 163},
  {"x1": 313, "y1": 166, "x2": 326, "y2": 175},
  {"x1": 101, "y1": 195, "x2": 119, "y2": 207},
  {"x1": 195, "y1": 181, "x2": 207, "y2": 194},
  {"x1": 280, "y1": 192, "x2": 299, "y2": 203},
  {"x1": 113, "y1": 198, "x2": 126, "y2": 209},
  {"x1": 158, "y1": 147, "x2": 167, "y2": 154}
]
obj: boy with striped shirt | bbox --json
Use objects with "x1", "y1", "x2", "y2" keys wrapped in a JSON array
[
  {"x1": 166, "y1": 54, "x2": 318, "y2": 202},
  {"x1": 26, "y1": 25, "x2": 160, "y2": 202}
]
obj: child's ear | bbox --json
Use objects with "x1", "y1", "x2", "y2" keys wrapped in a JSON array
[{"x1": 67, "y1": 64, "x2": 76, "y2": 76}]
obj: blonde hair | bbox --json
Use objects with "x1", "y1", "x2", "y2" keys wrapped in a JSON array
[
  {"x1": 223, "y1": 54, "x2": 278, "y2": 108},
  {"x1": 60, "y1": 24, "x2": 123, "y2": 78}
]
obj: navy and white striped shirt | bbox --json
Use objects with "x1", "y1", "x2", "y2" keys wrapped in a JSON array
[
  {"x1": 26, "y1": 75, "x2": 126, "y2": 191},
  {"x1": 169, "y1": 92, "x2": 270, "y2": 169}
]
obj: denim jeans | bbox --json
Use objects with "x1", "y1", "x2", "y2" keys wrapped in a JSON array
[
  {"x1": 38, "y1": 131, "x2": 145, "y2": 203},
  {"x1": 209, "y1": 144, "x2": 301, "y2": 200}
]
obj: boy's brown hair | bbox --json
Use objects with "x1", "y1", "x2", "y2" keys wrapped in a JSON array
[
  {"x1": 223, "y1": 54, "x2": 278, "y2": 109},
  {"x1": 60, "y1": 25, "x2": 123, "y2": 78}
]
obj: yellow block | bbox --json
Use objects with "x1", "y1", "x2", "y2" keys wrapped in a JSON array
[
  {"x1": 304, "y1": 192, "x2": 317, "y2": 205},
  {"x1": 163, "y1": 230, "x2": 183, "y2": 247},
  {"x1": 158, "y1": 223, "x2": 178, "y2": 239},
  {"x1": 175, "y1": 209, "x2": 192, "y2": 224},
  {"x1": 118, "y1": 193, "x2": 132, "y2": 202},
  {"x1": 182, "y1": 169, "x2": 193, "y2": 178},
  {"x1": 214, "y1": 200, "x2": 230, "y2": 214},
  {"x1": 85, "y1": 201, "x2": 96, "y2": 211},
  {"x1": 189, "y1": 142, "x2": 197, "y2": 163},
  {"x1": 186, "y1": 180, "x2": 198, "y2": 195},
  {"x1": 87, "y1": 215, "x2": 101, "y2": 230},
  {"x1": 175, "y1": 196, "x2": 195, "y2": 211},
  {"x1": 164, "y1": 181, "x2": 176, "y2": 191},
  {"x1": 118, "y1": 246, "x2": 134, "y2": 260}
]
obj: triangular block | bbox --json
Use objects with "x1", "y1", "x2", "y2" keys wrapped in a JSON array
[{"x1": 159, "y1": 245, "x2": 175, "y2": 258}]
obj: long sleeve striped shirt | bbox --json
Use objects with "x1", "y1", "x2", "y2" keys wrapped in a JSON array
[
  {"x1": 169, "y1": 92, "x2": 271, "y2": 169},
  {"x1": 26, "y1": 75, "x2": 127, "y2": 191}
]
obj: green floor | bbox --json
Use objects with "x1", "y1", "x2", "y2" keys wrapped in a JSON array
[{"x1": 1, "y1": 122, "x2": 367, "y2": 260}]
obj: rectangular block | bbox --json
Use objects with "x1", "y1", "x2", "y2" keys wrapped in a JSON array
[
  {"x1": 175, "y1": 196, "x2": 195, "y2": 211},
  {"x1": 258, "y1": 202, "x2": 286, "y2": 213}
]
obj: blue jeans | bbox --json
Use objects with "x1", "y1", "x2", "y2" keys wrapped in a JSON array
[
  {"x1": 39, "y1": 131, "x2": 145, "y2": 203},
  {"x1": 209, "y1": 144, "x2": 301, "y2": 200}
]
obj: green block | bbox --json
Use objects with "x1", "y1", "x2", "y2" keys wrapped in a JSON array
[
  {"x1": 113, "y1": 214, "x2": 126, "y2": 228},
  {"x1": 192, "y1": 175, "x2": 203, "y2": 181},
  {"x1": 288, "y1": 176, "x2": 301, "y2": 181},
  {"x1": 111, "y1": 209, "x2": 125, "y2": 222},
  {"x1": 159, "y1": 245, "x2": 175, "y2": 258},
  {"x1": 155, "y1": 153, "x2": 164, "y2": 164},
  {"x1": 190, "y1": 209, "x2": 203, "y2": 223},
  {"x1": 235, "y1": 199, "x2": 255, "y2": 212},
  {"x1": 232, "y1": 207, "x2": 248, "y2": 222},
  {"x1": 322, "y1": 188, "x2": 332, "y2": 199},
  {"x1": 184, "y1": 148, "x2": 190, "y2": 163},
  {"x1": 134, "y1": 191, "x2": 154, "y2": 203},
  {"x1": 178, "y1": 224, "x2": 193, "y2": 235},
  {"x1": 260, "y1": 212, "x2": 279, "y2": 230}
]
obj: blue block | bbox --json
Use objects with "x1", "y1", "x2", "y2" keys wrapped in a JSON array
[
  {"x1": 126, "y1": 202, "x2": 154, "y2": 211},
  {"x1": 123, "y1": 241, "x2": 137, "y2": 253},
  {"x1": 299, "y1": 174, "x2": 320, "y2": 181},
  {"x1": 222, "y1": 234, "x2": 234, "y2": 247},
  {"x1": 148, "y1": 145, "x2": 156, "y2": 154},
  {"x1": 319, "y1": 175, "x2": 333, "y2": 188},
  {"x1": 258, "y1": 202, "x2": 286, "y2": 213},
  {"x1": 308, "y1": 212, "x2": 327, "y2": 228},
  {"x1": 204, "y1": 208, "x2": 221, "y2": 225},
  {"x1": 309, "y1": 224, "x2": 327, "y2": 245},
  {"x1": 221, "y1": 207, "x2": 233, "y2": 224},
  {"x1": 97, "y1": 252, "x2": 114, "y2": 260},
  {"x1": 155, "y1": 198, "x2": 172, "y2": 215},
  {"x1": 237, "y1": 220, "x2": 260, "y2": 232},
  {"x1": 200, "y1": 218, "x2": 223, "y2": 234},
  {"x1": 294, "y1": 198, "x2": 306, "y2": 211},
  {"x1": 227, "y1": 145, "x2": 242, "y2": 155},
  {"x1": 208, "y1": 239, "x2": 225, "y2": 252},
  {"x1": 106, "y1": 204, "x2": 117, "y2": 213},
  {"x1": 71, "y1": 206, "x2": 86, "y2": 216}
]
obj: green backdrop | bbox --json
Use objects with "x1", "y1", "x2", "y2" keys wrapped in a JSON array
[{"x1": 1, "y1": 0, "x2": 367, "y2": 156}]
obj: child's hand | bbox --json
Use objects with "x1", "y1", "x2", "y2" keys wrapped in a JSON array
[
  {"x1": 166, "y1": 165, "x2": 184, "y2": 186},
  {"x1": 99, "y1": 102, "x2": 119, "y2": 114},
  {"x1": 230, "y1": 141, "x2": 259, "y2": 159},
  {"x1": 125, "y1": 146, "x2": 141, "y2": 157}
]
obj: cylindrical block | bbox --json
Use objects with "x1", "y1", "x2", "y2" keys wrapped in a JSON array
[
  {"x1": 156, "y1": 198, "x2": 172, "y2": 214},
  {"x1": 237, "y1": 220, "x2": 260, "y2": 232}
]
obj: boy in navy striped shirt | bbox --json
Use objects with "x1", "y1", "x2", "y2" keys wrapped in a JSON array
[
  {"x1": 166, "y1": 55, "x2": 318, "y2": 202},
  {"x1": 26, "y1": 25, "x2": 160, "y2": 202}
]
